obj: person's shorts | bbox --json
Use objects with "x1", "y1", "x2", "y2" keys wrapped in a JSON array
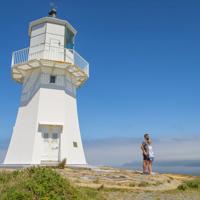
[
  {"x1": 149, "y1": 157, "x2": 154, "y2": 162},
  {"x1": 143, "y1": 154, "x2": 150, "y2": 161},
  {"x1": 143, "y1": 155, "x2": 154, "y2": 162}
]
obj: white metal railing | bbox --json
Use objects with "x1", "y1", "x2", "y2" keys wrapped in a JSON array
[{"x1": 11, "y1": 45, "x2": 89, "y2": 76}]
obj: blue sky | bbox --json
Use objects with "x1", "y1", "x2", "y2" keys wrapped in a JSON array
[{"x1": 1, "y1": 0, "x2": 200, "y2": 146}]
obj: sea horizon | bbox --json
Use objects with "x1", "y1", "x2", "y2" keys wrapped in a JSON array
[
  {"x1": 122, "y1": 165, "x2": 200, "y2": 176},
  {"x1": 121, "y1": 159, "x2": 200, "y2": 176}
]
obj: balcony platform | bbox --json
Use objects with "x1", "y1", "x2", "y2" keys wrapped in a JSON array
[
  {"x1": 11, "y1": 45, "x2": 89, "y2": 87},
  {"x1": 12, "y1": 59, "x2": 87, "y2": 87}
]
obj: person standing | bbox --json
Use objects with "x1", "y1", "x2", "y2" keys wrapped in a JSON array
[
  {"x1": 141, "y1": 134, "x2": 150, "y2": 174},
  {"x1": 146, "y1": 137, "x2": 155, "y2": 175}
]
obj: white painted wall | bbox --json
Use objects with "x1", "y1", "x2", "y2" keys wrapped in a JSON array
[
  {"x1": 46, "y1": 23, "x2": 65, "y2": 47},
  {"x1": 30, "y1": 22, "x2": 65, "y2": 48},
  {"x1": 29, "y1": 22, "x2": 74, "y2": 63},
  {"x1": 31, "y1": 23, "x2": 46, "y2": 38},
  {"x1": 4, "y1": 89, "x2": 40, "y2": 164},
  {"x1": 30, "y1": 23, "x2": 46, "y2": 47},
  {"x1": 4, "y1": 70, "x2": 86, "y2": 165},
  {"x1": 34, "y1": 88, "x2": 86, "y2": 164}
]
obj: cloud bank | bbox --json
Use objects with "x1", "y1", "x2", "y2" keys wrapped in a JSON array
[
  {"x1": 84, "y1": 137, "x2": 200, "y2": 166},
  {"x1": 1, "y1": 137, "x2": 200, "y2": 166}
]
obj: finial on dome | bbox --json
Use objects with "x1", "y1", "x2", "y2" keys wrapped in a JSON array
[{"x1": 48, "y1": 8, "x2": 57, "y2": 18}]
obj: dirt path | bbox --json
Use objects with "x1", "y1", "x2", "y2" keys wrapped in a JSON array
[
  {"x1": 101, "y1": 190, "x2": 200, "y2": 200},
  {"x1": 57, "y1": 166, "x2": 192, "y2": 191},
  {"x1": 57, "y1": 166, "x2": 200, "y2": 200}
]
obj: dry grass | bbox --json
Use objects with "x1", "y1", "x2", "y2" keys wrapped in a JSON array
[{"x1": 57, "y1": 166, "x2": 189, "y2": 191}]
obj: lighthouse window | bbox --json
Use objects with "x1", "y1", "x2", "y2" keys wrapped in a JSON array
[
  {"x1": 73, "y1": 142, "x2": 78, "y2": 148},
  {"x1": 43, "y1": 133, "x2": 49, "y2": 139},
  {"x1": 50, "y1": 75, "x2": 56, "y2": 83},
  {"x1": 52, "y1": 133, "x2": 58, "y2": 139}
]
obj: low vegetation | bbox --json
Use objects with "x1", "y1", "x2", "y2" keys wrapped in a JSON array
[
  {"x1": 58, "y1": 158, "x2": 67, "y2": 169},
  {"x1": 138, "y1": 181, "x2": 151, "y2": 187},
  {"x1": 178, "y1": 178, "x2": 200, "y2": 191},
  {"x1": 0, "y1": 167, "x2": 103, "y2": 200}
]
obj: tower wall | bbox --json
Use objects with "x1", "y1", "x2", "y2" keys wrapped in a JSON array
[
  {"x1": 4, "y1": 89, "x2": 40, "y2": 164},
  {"x1": 4, "y1": 69, "x2": 86, "y2": 165},
  {"x1": 30, "y1": 22, "x2": 65, "y2": 48},
  {"x1": 34, "y1": 88, "x2": 86, "y2": 164}
]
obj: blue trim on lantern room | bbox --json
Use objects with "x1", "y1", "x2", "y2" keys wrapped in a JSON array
[{"x1": 65, "y1": 27, "x2": 75, "y2": 50}]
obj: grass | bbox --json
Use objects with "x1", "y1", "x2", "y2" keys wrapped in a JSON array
[
  {"x1": 138, "y1": 181, "x2": 151, "y2": 187},
  {"x1": 93, "y1": 177, "x2": 100, "y2": 184},
  {"x1": 178, "y1": 178, "x2": 200, "y2": 191},
  {"x1": 0, "y1": 167, "x2": 104, "y2": 200},
  {"x1": 129, "y1": 182, "x2": 136, "y2": 187}
]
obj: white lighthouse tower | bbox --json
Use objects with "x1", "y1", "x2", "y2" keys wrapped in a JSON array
[{"x1": 4, "y1": 9, "x2": 89, "y2": 165}]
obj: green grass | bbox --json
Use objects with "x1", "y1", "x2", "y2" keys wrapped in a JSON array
[
  {"x1": 0, "y1": 167, "x2": 104, "y2": 200},
  {"x1": 178, "y1": 178, "x2": 200, "y2": 191}
]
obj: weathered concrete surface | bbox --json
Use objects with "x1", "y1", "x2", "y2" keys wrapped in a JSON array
[{"x1": 57, "y1": 166, "x2": 194, "y2": 191}]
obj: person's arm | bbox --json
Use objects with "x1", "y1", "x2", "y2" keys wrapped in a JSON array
[{"x1": 141, "y1": 144, "x2": 147, "y2": 155}]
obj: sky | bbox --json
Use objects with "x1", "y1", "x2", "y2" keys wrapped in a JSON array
[{"x1": 0, "y1": 0, "x2": 200, "y2": 164}]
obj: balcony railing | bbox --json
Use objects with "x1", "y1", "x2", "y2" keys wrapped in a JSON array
[{"x1": 11, "y1": 45, "x2": 89, "y2": 76}]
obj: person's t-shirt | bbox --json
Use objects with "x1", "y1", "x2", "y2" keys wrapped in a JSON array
[
  {"x1": 148, "y1": 145, "x2": 155, "y2": 158},
  {"x1": 142, "y1": 141, "x2": 148, "y2": 154}
]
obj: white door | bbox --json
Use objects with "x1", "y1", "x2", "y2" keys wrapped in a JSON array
[{"x1": 42, "y1": 132, "x2": 60, "y2": 161}]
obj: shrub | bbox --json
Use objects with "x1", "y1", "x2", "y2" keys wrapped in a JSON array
[
  {"x1": 0, "y1": 167, "x2": 102, "y2": 200},
  {"x1": 58, "y1": 158, "x2": 67, "y2": 169},
  {"x1": 178, "y1": 178, "x2": 200, "y2": 191},
  {"x1": 178, "y1": 183, "x2": 188, "y2": 191},
  {"x1": 185, "y1": 179, "x2": 200, "y2": 189}
]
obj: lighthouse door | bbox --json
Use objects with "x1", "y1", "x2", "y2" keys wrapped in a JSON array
[{"x1": 42, "y1": 132, "x2": 60, "y2": 161}]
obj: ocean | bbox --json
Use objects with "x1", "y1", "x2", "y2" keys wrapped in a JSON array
[{"x1": 122, "y1": 160, "x2": 200, "y2": 176}]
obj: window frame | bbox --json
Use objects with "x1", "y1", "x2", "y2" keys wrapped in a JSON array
[
  {"x1": 73, "y1": 141, "x2": 78, "y2": 148},
  {"x1": 50, "y1": 75, "x2": 56, "y2": 83}
]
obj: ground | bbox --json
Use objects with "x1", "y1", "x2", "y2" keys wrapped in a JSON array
[
  {"x1": 0, "y1": 166, "x2": 199, "y2": 200},
  {"x1": 57, "y1": 166, "x2": 200, "y2": 200}
]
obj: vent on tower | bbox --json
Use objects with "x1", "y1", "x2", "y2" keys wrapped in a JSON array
[{"x1": 48, "y1": 8, "x2": 57, "y2": 17}]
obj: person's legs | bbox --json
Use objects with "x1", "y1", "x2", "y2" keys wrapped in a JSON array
[
  {"x1": 143, "y1": 160, "x2": 148, "y2": 173},
  {"x1": 148, "y1": 160, "x2": 152, "y2": 175}
]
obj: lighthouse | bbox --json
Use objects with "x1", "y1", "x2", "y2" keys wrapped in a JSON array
[{"x1": 4, "y1": 9, "x2": 89, "y2": 165}]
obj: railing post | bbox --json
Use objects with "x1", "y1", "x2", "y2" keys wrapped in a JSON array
[{"x1": 11, "y1": 52, "x2": 14, "y2": 66}]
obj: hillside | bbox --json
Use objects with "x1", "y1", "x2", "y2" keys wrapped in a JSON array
[{"x1": 0, "y1": 166, "x2": 200, "y2": 200}]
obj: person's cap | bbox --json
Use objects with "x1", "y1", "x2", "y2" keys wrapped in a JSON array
[{"x1": 144, "y1": 133, "x2": 150, "y2": 139}]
